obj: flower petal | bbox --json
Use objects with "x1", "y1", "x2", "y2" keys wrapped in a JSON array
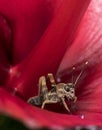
[
  {"x1": 6, "y1": 0, "x2": 90, "y2": 99},
  {"x1": 58, "y1": 0, "x2": 102, "y2": 122},
  {"x1": 75, "y1": 65, "x2": 102, "y2": 122},
  {"x1": 0, "y1": 15, "x2": 11, "y2": 85},
  {"x1": 0, "y1": 87, "x2": 100, "y2": 129},
  {"x1": 0, "y1": 0, "x2": 62, "y2": 64},
  {"x1": 59, "y1": 0, "x2": 102, "y2": 70}
]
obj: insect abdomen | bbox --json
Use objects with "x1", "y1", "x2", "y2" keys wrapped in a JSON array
[{"x1": 27, "y1": 95, "x2": 43, "y2": 106}]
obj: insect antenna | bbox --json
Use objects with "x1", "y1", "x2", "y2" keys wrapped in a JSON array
[
  {"x1": 72, "y1": 67, "x2": 75, "y2": 85},
  {"x1": 74, "y1": 61, "x2": 88, "y2": 86}
]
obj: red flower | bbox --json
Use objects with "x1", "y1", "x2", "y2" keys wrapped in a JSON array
[{"x1": 0, "y1": 0, "x2": 102, "y2": 129}]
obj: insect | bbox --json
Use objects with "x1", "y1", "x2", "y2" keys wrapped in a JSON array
[{"x1": 27, "y1": 61, "x2": 88, "y2": 113}]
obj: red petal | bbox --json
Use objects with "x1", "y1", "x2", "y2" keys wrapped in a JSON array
[
  {"x1": 75, "y1": 65, "x2": 102, "y2": 121},
  {"x1": 0, "y1": 15, "x2": 11, "y2": 85},
  {"x1": 0, "y1": 0, "x2": 62, "y2": 64},
  {"x1": 59, "y1": 0, "x2": 102, "y2": 70},
  {"x1": 0, "y1": 88, "x2": 100, "y2": 129},
  {"x1": 6, "y1": 0, "x2": 90, "y2": 99},
  {"x1": 58, "y1": 0, "x2": 102, "y2": 122}
]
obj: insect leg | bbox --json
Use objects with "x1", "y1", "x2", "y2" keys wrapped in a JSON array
[
  {"x1": 38, "y1": 76, "x2": 48, "y2": 96},
  {"x1": 41, "y1": 99, "x2": 58, "y2": 109},
  {"x1": 74, "y1": 96, "x2": 77, "y2": 103},
  {"x1": 61, "y1": 98, "x2": 70, "y2": 112},
  {"x1": 47, "y1": 73, "x2": 56, "y2": 87}
]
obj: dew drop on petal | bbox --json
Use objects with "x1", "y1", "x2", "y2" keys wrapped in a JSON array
[
  {"x1": 56, "y1": 77, "x2": 61, "y2": 82},
  {"x1": 80, "y1": 114, "x2": 85, "y2": 119}
]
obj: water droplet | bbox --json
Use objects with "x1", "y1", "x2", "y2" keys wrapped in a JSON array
[
  {"x1": 73, "y1": 67, "x2": 76, "y2": 70},
  {"x1": 85, "y1": 61, "x2": 89, "y2": 65},
  {"x1": 80, "y1": 114, "x2": 85, "y2": 119},
  {"x1": 57, "y1": 77, "x2": 61, "y2": 82}
]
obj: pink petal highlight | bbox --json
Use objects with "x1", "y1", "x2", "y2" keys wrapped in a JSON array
[
  {"x1": 57, "y1": 0, "x2": 102, "y2": 123},
  {"x1": 6, "y1": 0, "x2": 91, "y2": 99},
  {"x1": 59, "y1": 0, "x2": 102, "y2": 71}
]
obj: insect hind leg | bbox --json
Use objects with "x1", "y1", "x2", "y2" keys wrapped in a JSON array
[
  {"x1": 47, "y1": 73, "x2": 56, "y2": 88},
  {"x1": 38, "y1": 76, "x2": 48, "y2": 97},
  {"x1": 41, "y1": 99, "x2": 58, "y2": 109}
]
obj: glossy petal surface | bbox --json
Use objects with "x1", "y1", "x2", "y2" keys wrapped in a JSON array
[
  {"x1": 5, "y1": 0, "x2": 90, "y2": 99},
  {"x1": 0, "y1": 0, "x2": 62, "y2": 64},
  {"x1": 0, "y1": 88, "x2": 101, "y2": 129},
  {"x1": 59, "y1": 0, "x2": 102, "y2": 123},
  {"x1": 0, "y1": 0, "x2": 102, "y2": 129}
]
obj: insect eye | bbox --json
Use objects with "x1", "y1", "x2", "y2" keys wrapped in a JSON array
[
  {"x1": 64, "y1": 86, "x2": 70, "y2": 92},
  {"x1": 67, "y1": 83, "x2": 74, "y2": 88}
]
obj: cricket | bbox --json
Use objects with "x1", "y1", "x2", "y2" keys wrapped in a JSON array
[{"x1": 27, "y1": 61, "x2": 88, "y2": 112}]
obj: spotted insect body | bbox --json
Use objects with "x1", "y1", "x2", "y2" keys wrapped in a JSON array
[{"x1": 28, "y1": 62, "x2": 88, "y2": 112}]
